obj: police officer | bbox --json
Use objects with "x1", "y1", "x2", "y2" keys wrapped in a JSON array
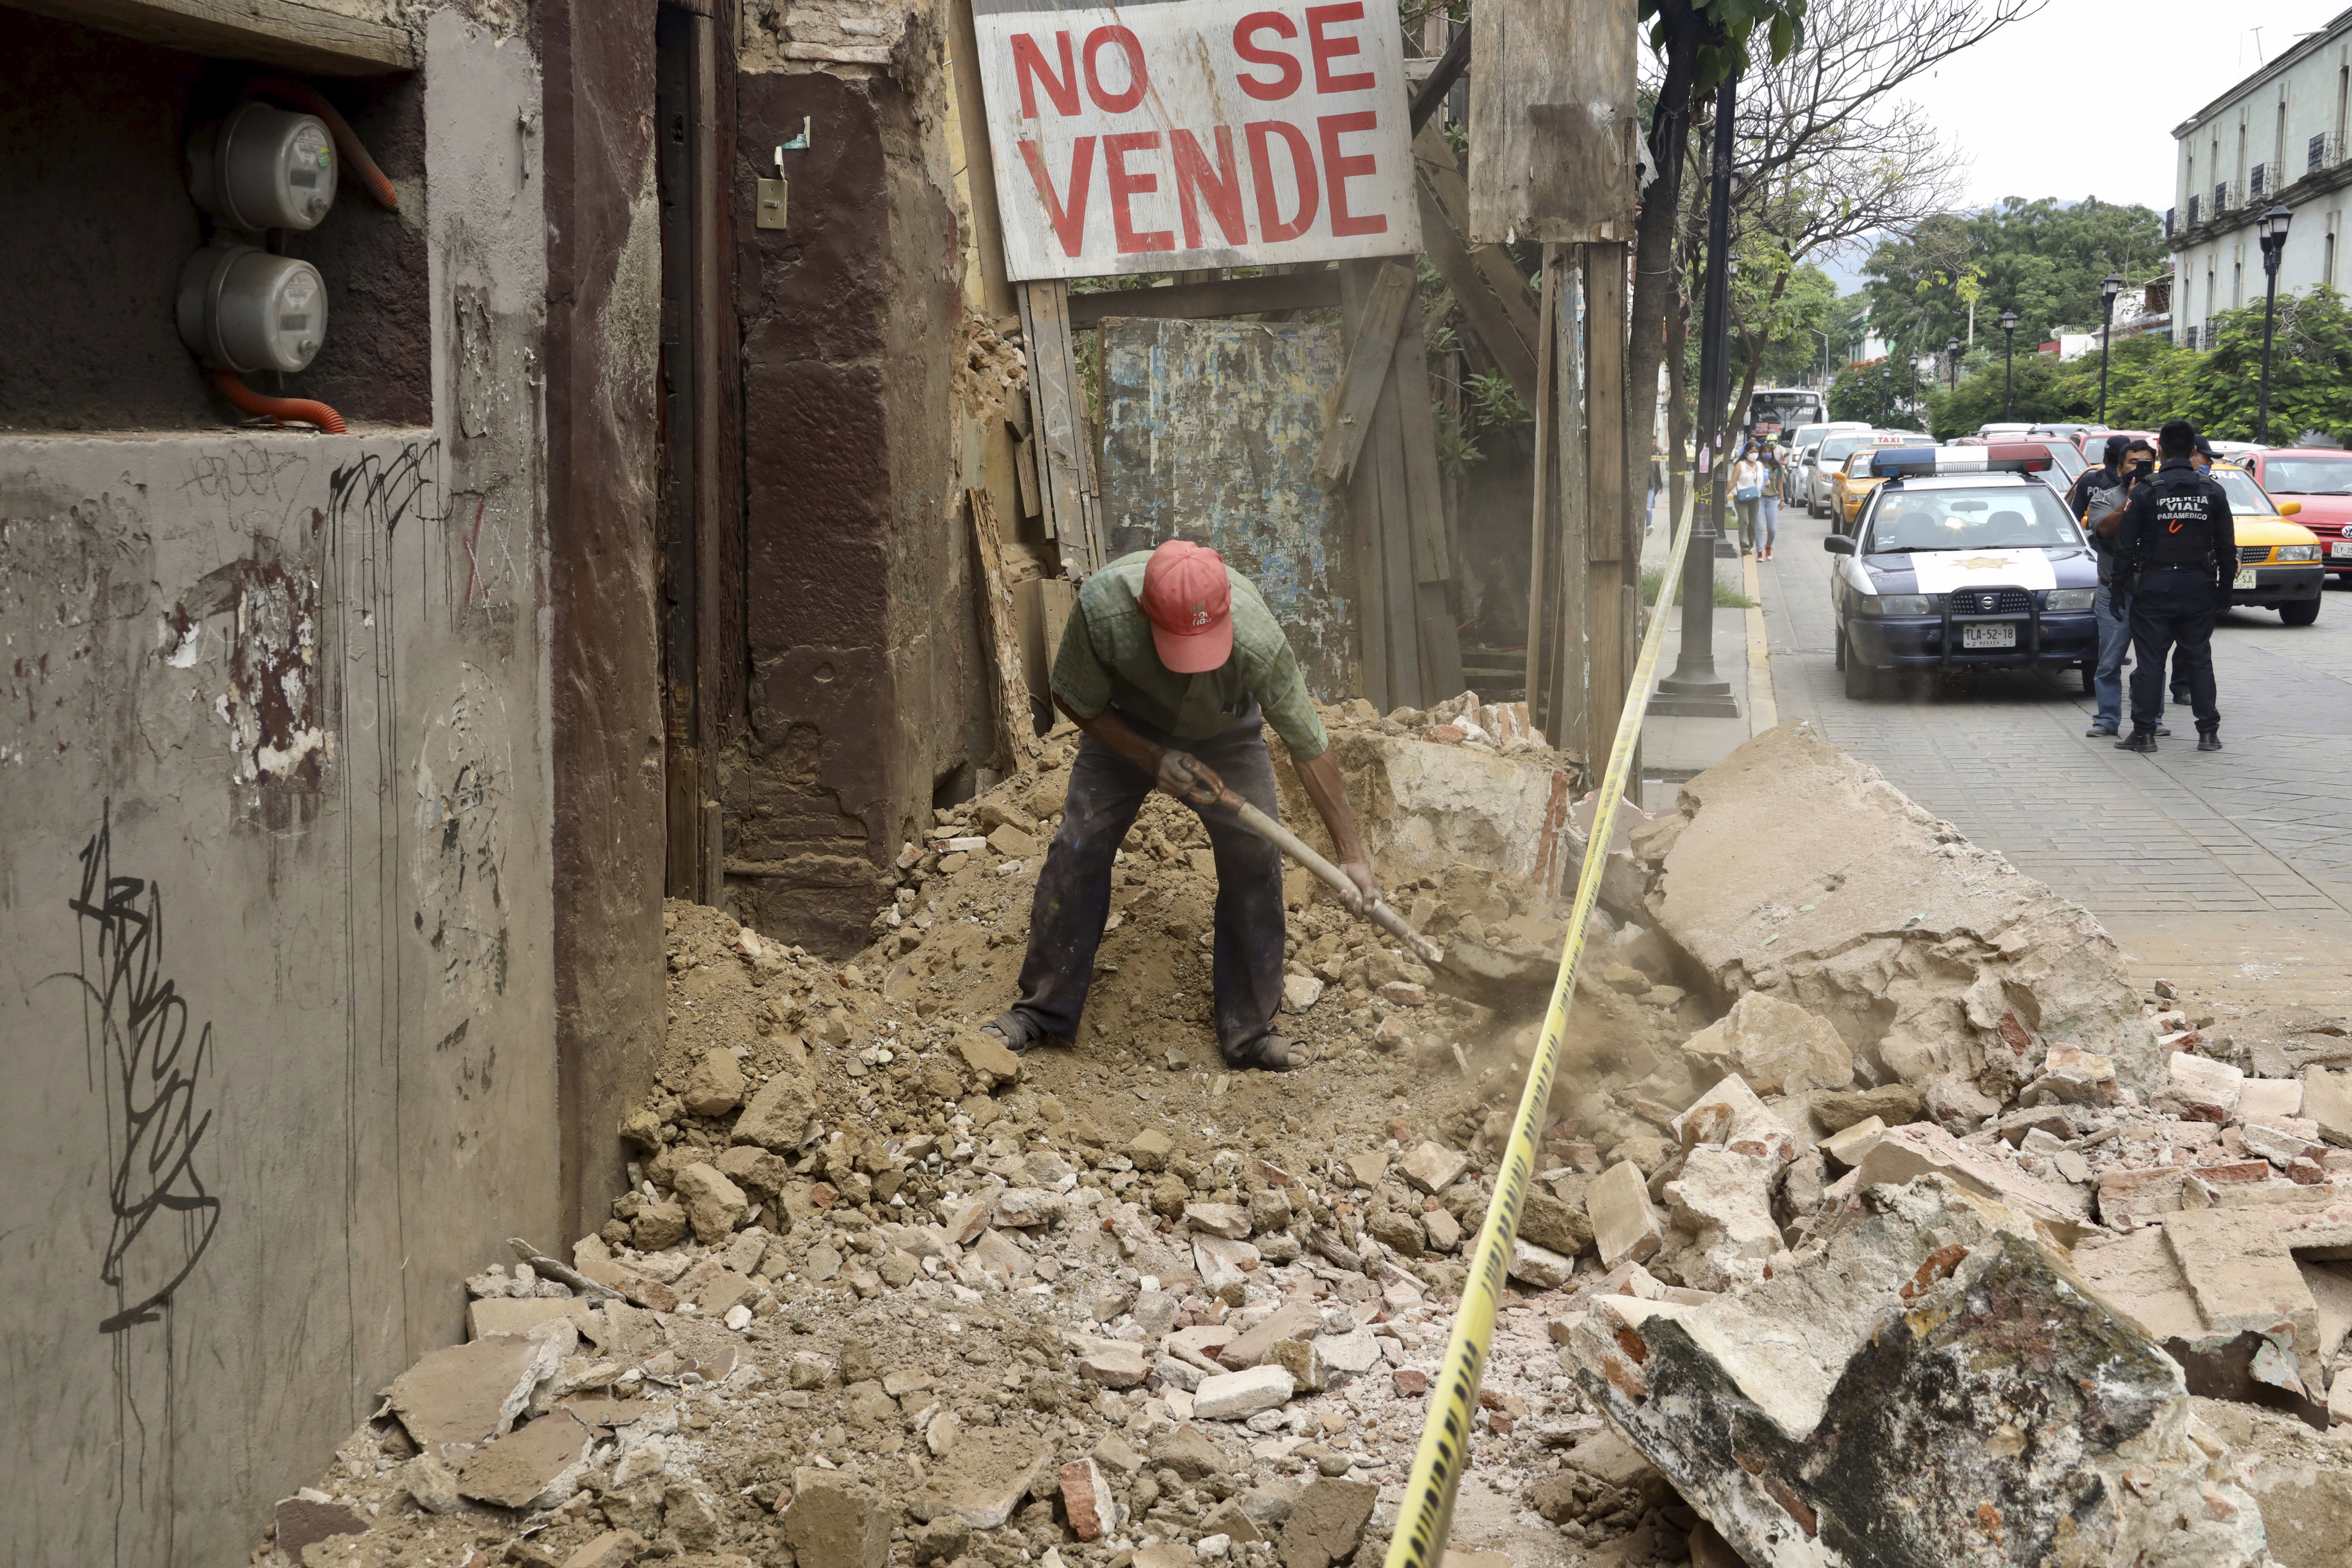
[{"x1": 2113, "y1": 419, "x2": 2234, "y2": 753}]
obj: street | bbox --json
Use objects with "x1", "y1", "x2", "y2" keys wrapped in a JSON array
[{"x1": 1760, "y1": 496, "x2": 2352, "y2": 1003}]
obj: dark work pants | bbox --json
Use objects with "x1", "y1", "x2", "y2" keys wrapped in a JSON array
[
  {"x1": 1008, "y1": 706, "x2": 1288, "y2": 1060},
  {"x1": 2127, "y1": 571, "x2": 2220, "y2": 733}
]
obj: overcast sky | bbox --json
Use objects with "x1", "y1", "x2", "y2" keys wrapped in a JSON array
[{"x1": 1820, "y1": 0, "x2": 2345, "y2": 290}]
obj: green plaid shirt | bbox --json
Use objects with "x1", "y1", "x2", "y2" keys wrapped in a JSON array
[{"x1": 1051, "y1": 552, "x2": 1330, "y2": 760}]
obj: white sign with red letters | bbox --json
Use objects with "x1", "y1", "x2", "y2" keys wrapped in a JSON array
[{"x1": 974, "y1": 0, "x2": 1420, "y2": 281}]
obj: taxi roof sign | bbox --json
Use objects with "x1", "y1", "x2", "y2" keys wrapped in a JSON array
[{"x1": 1870, "y1": 442, "x2": 2052, "y2": 478}]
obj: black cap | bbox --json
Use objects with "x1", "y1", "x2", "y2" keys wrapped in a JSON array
[
  {"x1": 2194, "y1": 434, "x2": 2218, "y2": 458},
  {"x1": 2103, "y1": 435, "x2": 2130, "y2": 463}
]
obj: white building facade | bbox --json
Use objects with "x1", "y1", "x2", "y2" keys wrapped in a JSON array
[{"x1": 2171, "y1": 8, "x2": 2352, "y2": 348}]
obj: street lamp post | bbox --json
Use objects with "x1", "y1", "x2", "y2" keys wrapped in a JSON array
[
  {"x1": 1654, "y1": 69, "x2": 1742, "y2": 721},
  {"x1": 1808, "y1": 326, "x2": 1833, "y2": 395},
  {"x1": 2255, "y1": 202, "x2": 2294, "y2": 442},
  {"x1": 1946, "y1": 336, "x2": 1961, "y2": 392},
  {"x1": 1999, "y1": 308, "x2": 2019, "y2": 422},
  {"x1": 2097, "y1": 272, "x2": 2122, "y2": 424}
]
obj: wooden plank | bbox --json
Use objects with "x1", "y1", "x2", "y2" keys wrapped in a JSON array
[
  {"x1": 968, "y1": 488, "x2": 1037, "y2": 770},
  {"x1": 1370, "y1": 373, "x2": 1423, "y2": 710},
  {"x1": 1314, "y1": 261, "x2": 1415, "y2": 492},
  {"x1": 1546, "y1": 252, "x2": 1589, "y2": 757},
  {"x1": 1341, "y1": 267, "x2": 1390, "y2": 709},
  {"x1": 1416, "y1": 182, "x2": 1538, "y2": 404},
  {"x1": 1584, "y1": 242, "x2": 1631, "y2": 752},
  {"x1": 1391, "y1": 301, "x2": 1464, "y2": 700},
  {"x1": 1414, "y1": 124, "x2": 1541, "y2": 354},
  {"x1": 10, "y1": 0, "x2": 414, "y2": 72},
  {"x1": 1068, "y1": 270, "x2": 1343, "y2": 327},
  {"x1": 1013, "y1": 435, "x2": 1041, "y2": 520},
  {"x1": 1021, "y1": 279, "x2": 1100, "y2": 569},
  {"x1": 1522, "y1": 246, "x2": 1559, "y2": 722},
  {"x1": 1465, "y1": 0, "x2": 1639, "y2": 245}
]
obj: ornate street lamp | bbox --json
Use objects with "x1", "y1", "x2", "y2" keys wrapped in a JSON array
[
  {"x1": 2098, "y1": 272, "x2": 2123, "y2": 423},
  {"x1": 1999, "y1": 308, "x2": 2019, "y2": 422},
  {"x1": 2256, "y1": 203, "x2": 2294, "y2": 442},
  {"x1": 1946, "y1": 336, "x2": 1961, "y2": 391}
]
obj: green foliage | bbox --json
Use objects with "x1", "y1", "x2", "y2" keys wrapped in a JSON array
[
  {"x1": 1640, "y1": 0, "x2": 1809, "y2": 93},
  {"x1": 1859, "y1": 197, "x2": 2166, "y2": 354},
  {"x1": 1468, "y1": 369, "x2": 1527, "y2": 428},
  {"x1": 1827, "y1": 359, "x2": 1927, "y2": 429},
  {"x1": 1740, "y1": 261, "x2": 1841, "y2": 390},
  {"x1": 1432, "y1": 397, "x2": 1485, "y2": 474},
  {"x1": 1902, "y1": 287, "x2": 2352, "y2": 441}
]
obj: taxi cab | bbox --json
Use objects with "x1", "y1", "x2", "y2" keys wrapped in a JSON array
[
  {"x1": 1825, "y1": 446, "x2": 2098, "y2": 699},
  {"x1": 1831, "y1": 448, "x2": 1888, "y2": 527},
  {"x1": 2210, "y1": 463, "x2": 2325, "y2": 625}
]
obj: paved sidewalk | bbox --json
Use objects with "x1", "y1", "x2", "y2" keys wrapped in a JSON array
[{"x1": 1635, "y1": 504, "x2": 1770, "y2": 808}]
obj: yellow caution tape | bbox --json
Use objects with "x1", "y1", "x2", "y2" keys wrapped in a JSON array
[{"x1": 1382, "y1": 477, "x2": 1702, "y2": 1568}]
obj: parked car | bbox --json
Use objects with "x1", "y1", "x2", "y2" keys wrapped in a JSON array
[
  {"x1": 1806, "y1": 430, "x2": 1908, "y2": 517},
  {"x1": 1826, "y1": 445, "x2": 2098, "y2": 698},
  {"x1": 2207, "y1": 464, "x2": 2324, "y2": 624},
  {"x1": 2076, "y1": 428, "x2": 2155, "y2": 458},
  {"x1": 1832, "y1": 448, "x2": 1890, "y2": 528},
  {"x1": 2031, "y1": 423, "x2": 2101, "y2": 443},
  {"x1": 1787, "y1": 420, "x2": 1867, "y2": 505},
  {"x1": 2234, "y1": 449, "x2": 2352, "y2": 586}
]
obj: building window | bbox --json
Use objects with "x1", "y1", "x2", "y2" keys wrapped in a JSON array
[
  {"x1": 2233, "y1": 259, "x2": 2243, "y2": 309},
  {"x1": 2251, "y1": 162, "x2": 2266, "y2": 197},
  {"x1": 2316, "y1": 133, "x2": 2332, "y2": 172},
  {"x1": 2185, "y1": 325, "x2": 2199, "y2": 351},
  {"x1": 2329, "y1": 218, "x2": 2341, "y2": 289}
]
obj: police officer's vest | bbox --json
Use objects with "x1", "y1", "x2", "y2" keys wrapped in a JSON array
[{"x1": 2141, "y1": 470, "x2": 2220, "y2": 569}]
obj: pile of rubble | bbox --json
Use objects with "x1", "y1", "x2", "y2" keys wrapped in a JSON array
[{"x1": 257, "y1": 720, "x2": 2352, "y2": 1568}]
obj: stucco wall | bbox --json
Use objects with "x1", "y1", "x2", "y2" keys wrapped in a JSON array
[{"x1": 0, "y1": 14, "x2": 553, "y2": 1566}]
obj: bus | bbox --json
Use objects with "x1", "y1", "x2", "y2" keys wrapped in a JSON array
[{"x1": 1744, "y1": 387, "x2": 1827, "y2": 440}]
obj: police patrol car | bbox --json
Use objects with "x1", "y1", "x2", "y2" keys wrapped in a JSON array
[{"x1": 1825, "y1": 445, "x2": 2099, "y2": 699}]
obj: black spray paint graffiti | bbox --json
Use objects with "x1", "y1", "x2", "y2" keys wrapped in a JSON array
[{"x1": 65, "y1": 802, "x2": 223, "y2": 1334}]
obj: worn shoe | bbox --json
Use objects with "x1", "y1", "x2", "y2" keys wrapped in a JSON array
[
  {"x1": 2086, "y1": 724, "x2": 2119, "y2": 737},
  {"x1": 2155, "y1": 725, "x2": 2172, "y2": 737},
  {"x1": 980, "y1": 1009, "x2": 1069, "y2": 1054},
  {"x1": 2116, "y1": 730, "x2": 2158, "y2": 753},
  {"x1": 2198, "y1": 730, "x2": 2223, "y2": 752},
  {"x1": 1223, "y1": 1034, "x2": 1317, "y2": 1072}
]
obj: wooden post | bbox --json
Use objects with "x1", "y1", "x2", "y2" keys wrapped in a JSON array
[
  {"x1": 1522, "y1": 245, "x2": 1559, "y2": 715},
  {"x1": 1343, "y1": 265, "x2": 1392, "y2": 709},
  {"x1": 968, "y1": 488, "x2": 1036, "y2": 769},
  {"x1": 1394, "y1": 302, "x2": 1465, "y2": 700},
  {"x1": 1544, "y1": 251, "x2": 1588, "y2": 758},
  {"x1": 1585, "y1": 242, "x2": 1630, "y2": 753},
  {"x1": 1315, "y1": 262, "x2": 1416, "y2": 491}
]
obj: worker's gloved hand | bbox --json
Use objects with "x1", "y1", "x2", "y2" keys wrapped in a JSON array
[
  {"x1": 1337, "y1": 858, "x2": 1381, "y2": 916},
  {"x1": 1155, "y1": 748, "x2": 1225, "y2": 805}
]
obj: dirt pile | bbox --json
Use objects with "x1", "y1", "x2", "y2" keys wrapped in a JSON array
[{"x1": 255, "y1": 716, "x2": 2352, "y2": 1568}]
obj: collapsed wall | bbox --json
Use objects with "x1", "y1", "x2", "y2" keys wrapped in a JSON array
[{"x1": 250, "y1": 717, "x2": 2352, "y2": 1568}]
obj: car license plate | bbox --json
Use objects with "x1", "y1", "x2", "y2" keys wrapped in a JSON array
[
  {"x1": 2332, "y1": 540, "x2": 2352, "y2": 559},
  {"x1": 1962, "y1": 623, "x2": 2017, "y2": 649},
  {"x1": 2233, "y1": 567, "x2": 2259, "y2": 589}
]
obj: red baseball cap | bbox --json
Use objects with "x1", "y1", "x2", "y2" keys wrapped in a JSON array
[{"x1": 1139, "y1": 539, "x2": 1234, "y2": 674}]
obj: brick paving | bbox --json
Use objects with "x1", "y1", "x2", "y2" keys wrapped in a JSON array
[{"x1": 1756, "y1": 502, "x2": 2352, "y2": 919}]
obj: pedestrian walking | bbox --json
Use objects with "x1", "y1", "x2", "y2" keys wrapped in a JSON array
[
  {"x1": 1645, "y1": 446, "x2": 1665, "y2": 533},
  {"x1": 2113, "y1": 421, "x2": 2234, "y2": 754},
  {"x1": 2078, "y1": 438, "x2": 2168, "y2": 738},
  {"x1": 1731, "y1": 446, "x2": 1765, "y2": 555},
  {"x1": 1757, "y1": 446, "x2": 1782, "y2": 559}
]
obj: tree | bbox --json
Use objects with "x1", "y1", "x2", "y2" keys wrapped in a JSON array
[
  {"x1": 2186, "y1": 287, "x2": 2352, "y2": 440},
  {"x1": 1858, "y1": 197, "x2": 2166, "y2": 354}
]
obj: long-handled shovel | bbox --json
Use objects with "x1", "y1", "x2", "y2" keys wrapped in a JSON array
[{"x1": 1191, "y1": 782, "x2": 1559, "y2": 1013}]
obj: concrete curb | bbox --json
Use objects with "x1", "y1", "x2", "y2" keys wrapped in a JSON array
[{"x1": 1743, "y1": 552, "x2": 1777, "y2": 735}]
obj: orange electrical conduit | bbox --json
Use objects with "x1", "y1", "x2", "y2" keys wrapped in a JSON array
[
  {"x1": 212, "y1": 369, "x2": 347, "y2": 434},
  {"x1": 244, "y1": 76, "x2": 400, "y2": 211}
]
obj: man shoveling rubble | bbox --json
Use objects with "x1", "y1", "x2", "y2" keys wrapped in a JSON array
[{"x1": 982, "y1": 539, "x2": 1380, "y2": 1072}]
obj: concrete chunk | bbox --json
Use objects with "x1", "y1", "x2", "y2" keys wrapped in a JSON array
[
  {"x1": 733, "y1": 1069, "x2": 819, "y2": 1152},
  {"x1": 1194, "y1": 1366, "x2": 1295, "y2": 1420},
  {"x1": 380, "y1": 1332, "x2": 560, "y2": 1450},
  {"x1": 1217, "y1": 1301, "x2": 1321, "y2": 1370},
  {"x1": 2239, "y1": 1077, "x2": 2305, "y2": 1123},
  {"x1": 1061, "y1": 1457, "x2": 1120, "y2": 1541},
  {"x1": 906, "y1": 1435, "x2": 1052, "y2": 1529},
  {"x1": 2164, "y1": 1207, "x2": 2325, "y2": 1393},
  {"x1": 784, "y1": 1470, "x2": 896, "y2": 1568},
  {"x1": 1818, "y1": 1116, "x2": 1883, "y2": 1170},
  {"x1": 1506, "y1": 1238, "x2": 1575, "y2": 1290},
  {"x1": 456, "y1": 1410, "x2": 597, "y2": 1509},
  {"x1": 2303, "y1": 1065, "x2": 2352, "y2": 1146},
  {"x1": 673, "y1": 1162, "x2": 750, "y2": 1242},
  {"x1": 1185, "y1": 1201, "x2": 1252, "y2": 1239},
  {"x1": 1399, "y1": 1141, "x2": 1470, "y2": 1195},
  {"x1": 1564, "y1": 1175, "x2": 2269, "y2": 1568},
  {"x1": 1586, "y1": 1159, "x2": 1664, "y2": 1268},
  {"x1": 1681, "y1": 993, "x2": 1853, "y2": 1096},
  {"x1": 679, "y1": 1047, "x2": 746, "y2": 1116},
  {"x1": 1273, "y1": 1478, "x2": 1377, "y2": 1568}
]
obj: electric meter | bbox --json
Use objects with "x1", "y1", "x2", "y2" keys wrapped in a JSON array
[
  {"x1": 177, "y1": 243, "x2": 329, "y2": 374},
  {"x1": 186, "y1": 103, "x2": 338, "y2": 231}
]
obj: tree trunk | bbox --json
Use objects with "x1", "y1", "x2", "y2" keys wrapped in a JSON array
[
  {"x1": 1624, "y1": 8, "x2": 1707, "y2": 519},
  {"x1": 1665, "y1": 283, "x2": 1692, "y2": 534}
]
